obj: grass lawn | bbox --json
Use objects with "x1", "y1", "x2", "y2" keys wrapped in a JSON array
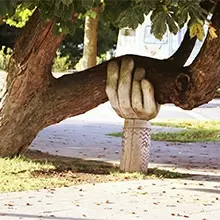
[
  {"x1": 0, "y1": 150, "x2": 189, "y2": 193},
  {"x1": 107, "y1": 120, "x2": 220, "y2": 143}
]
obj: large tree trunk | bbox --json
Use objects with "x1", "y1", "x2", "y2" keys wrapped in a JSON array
[
  {"x1": 0, "y1": 4, "x2": 219, "y2": 157},
  {"x1": 0, "y1": 10, "x2": 64, "y2": 156}
]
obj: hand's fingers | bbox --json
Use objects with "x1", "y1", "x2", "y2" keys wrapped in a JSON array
[
  {"x1": 132, "y1": 68, "x2": 145, "y2": 113},
  {"x1": 141, "y1": 79, "x2": 160, "y2": 120},
  {"x1": 118, "y1": 57, "x2": 137, "y2": 118},
  {"x1": 106, "y1": 61, "x2": 124, "y2": 117},
  {"x1": 132, "y1": 81, "x2": 143, "y2": 112},
  {"x1": 133, "y1": 67, "x2": 145, "y2": 81}
]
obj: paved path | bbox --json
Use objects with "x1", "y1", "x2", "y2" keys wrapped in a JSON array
[{"x1": 1, "y1": 179, "x2": 220, "y2": 220}]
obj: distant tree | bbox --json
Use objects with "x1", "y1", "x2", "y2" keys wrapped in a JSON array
[{"x1": 59, "y1": 19, "x2": 117, "y2": 67}]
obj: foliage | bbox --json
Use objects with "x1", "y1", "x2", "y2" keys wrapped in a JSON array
[
  {"x1": 0, "y1": 17, "x2": 117, "y2": 68},
  {"x1": 5, "y1": 5, "x2": 33, "y2": 28},
  {"x1": 107, "y1": 120, "x2": 220, "y2": 143},
  {"x1": 0, "y1": 44, "x2": 72, "y2": 73},
  {"x1": 58, "y1": 19, "x2": 118, "y2": 66},
  {"x1": 52, "y1": 51, "x2": 72, "y2": 72},
  {"x1": 75, "y1": 53, "x2": 109, "y2": 71},
  {"x1": 0, "y1": 0, "x2": 217, "y2": 41},
  {"x1": 102, "y1": 0, "x2": 215, "y2": 40},
  {"x1": 0, "y1": 46, "x2": 12, "y2": 70}
]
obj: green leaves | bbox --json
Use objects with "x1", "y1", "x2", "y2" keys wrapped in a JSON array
[
  {"x1": 81, "y1": 0, "x2": 95, "y2": 9},
  {"x1": 61, "y1": 0, "x2": 73, "y2": 7},
  {"x1": 150, "y1": 5, "x2": 178, "y2": 40},
  {"x1": 115, "y1": 0, "x2": 211, "y2": 41},
  {"x1": 5, "y1": 5, "x2": 34, "y2": 28},
  {"x1": 116, "y1": 0, "x2": 153, "y2": 29},
  {"x1": 0, "y1": 0, "x2": 214, "y2": 41},
  {"x1": 150, "y1": 8, "x2": 167, "y2": 40},
  {"x1": 117, "y1": 7, "x2": 145, "y2": 29},
  {"x1": 189, "y1": 22, "x2": 205, "y2": 41},
  {"x1": 0, "y1": 0, "x2": 17, "y2": 17},
  {"x1": 166, "y1": 13, "x2": 179, "y2": 34}
]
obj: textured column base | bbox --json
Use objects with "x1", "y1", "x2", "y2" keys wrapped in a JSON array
[{"x1": 120, "y1": 119, "x2": 151, "y2": 173}]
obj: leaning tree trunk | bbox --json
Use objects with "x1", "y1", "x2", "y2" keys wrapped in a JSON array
[
  {"x1": 0, "y1": 10, "x2": 64, "y2": 156},
  {"x1": 0, "y1": 4, "x2": 219, "y2": 157}
]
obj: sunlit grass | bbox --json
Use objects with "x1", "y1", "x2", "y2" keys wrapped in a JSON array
[
  {"x1": 107, "y1": 120, "x2": 220, "y2": 142},
  {"x1": 0, "y1": 156, "x2": 67, "y2": 192}
]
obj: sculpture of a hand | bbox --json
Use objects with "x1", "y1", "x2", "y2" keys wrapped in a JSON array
[
  {"x1": 106, "y1": 57, "x2": 160, "y2": 173},
  {"x1": 106, "y1": 57, "x2": 160, "y2": 120}
]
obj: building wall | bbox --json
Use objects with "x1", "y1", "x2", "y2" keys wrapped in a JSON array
[{"x1": 116, "y1": 15, "x2": 208, "y2": 66}]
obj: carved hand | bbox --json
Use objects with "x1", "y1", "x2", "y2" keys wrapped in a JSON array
[{"x1": 106, "y1": 57, "x2": 160, "y2": 120}]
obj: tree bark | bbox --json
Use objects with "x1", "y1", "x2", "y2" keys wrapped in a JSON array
[
  {"x1": 0, "y1": 9, "x2": 64, "y2": 156},
  {"x1": 0, "y1": 3, "x2": 219, "y2": 157}
]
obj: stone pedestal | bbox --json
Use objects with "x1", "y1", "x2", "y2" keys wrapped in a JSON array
[{"x1": 120, "y1": 119, "x2": 151, "y2": 173}]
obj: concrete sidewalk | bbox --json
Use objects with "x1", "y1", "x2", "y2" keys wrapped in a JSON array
[{"x1": 1, "y1": 179, "x2": 220, "y2": 220}]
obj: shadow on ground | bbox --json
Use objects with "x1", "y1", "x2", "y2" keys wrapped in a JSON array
[{"x1": 25, "y1": 150, "x2": 220, "y2": 183}]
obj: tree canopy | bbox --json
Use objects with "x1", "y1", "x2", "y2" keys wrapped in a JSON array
[{"x1": 0, "y1": 0, "x2": 217, "y2": 41}]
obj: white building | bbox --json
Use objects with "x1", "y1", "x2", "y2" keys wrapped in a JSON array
[{"x1": 116, "y1": 15, "x2": 208, "y2": 66}]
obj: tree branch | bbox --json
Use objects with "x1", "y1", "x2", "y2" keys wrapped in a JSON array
[
  {"x1": 178, "y1": 1, "x2": 220, "y2": 108},
  {"x1": 167, "y1": 0, "x2": 215, "y2": 69},
  {"x1": 167, "y1": 30, "x2": 197, "y2": 68},
  {"x1": 44, "y1": 55, "x2": 176, "y2": 125}
]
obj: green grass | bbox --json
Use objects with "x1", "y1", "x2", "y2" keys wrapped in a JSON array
[
  {"x1": 0, "y1": 150, "x2": 188, "y2": 193},
  {"x1": 0, "y1": 156, "x2": 68, "y2": 192},
  {"x1": 107, "y1": 120, "x2": 220, "y2": 143}
]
